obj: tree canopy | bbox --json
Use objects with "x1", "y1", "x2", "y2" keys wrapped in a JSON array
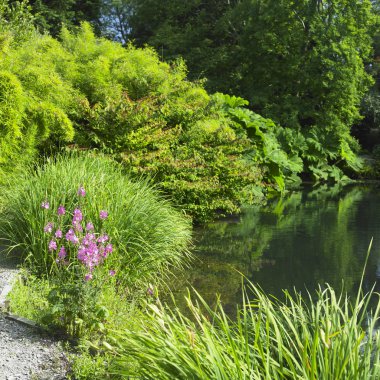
[
  {"x1": 126, "y1": 0, "x2": 376, "y2": 180},
  {"x1": 24, "y1": 0, "x2": 102, "y2": 36}
]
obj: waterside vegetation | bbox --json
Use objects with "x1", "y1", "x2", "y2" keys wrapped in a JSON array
[
  {"x1": 111, "y1": 281, "x2": 380, "y2": 380},
  {"x1": 1, "y1": 1, "x2": 380, "y2": 379}
]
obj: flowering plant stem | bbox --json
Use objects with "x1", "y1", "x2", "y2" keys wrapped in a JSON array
[{"x1": 40, "y1": 187, "x2": 115, "y2": 337}]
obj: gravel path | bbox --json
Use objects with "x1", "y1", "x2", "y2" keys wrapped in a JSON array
[{"x1": 0, "y1": 260, "x2": 69, "y2": 380}]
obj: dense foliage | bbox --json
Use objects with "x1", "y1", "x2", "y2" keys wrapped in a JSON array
[
  {"x1": 128, "y1": 0, "x2": 374, "y2": 124},
  {"x1": 126, "y1": 0, "x2": 375, "y2": 180},
  {"x1": 353, "y1": 1, "x2": 380, "y2": 152},
  {"x1": 6, "y1": 1, "x2": 378, "y2": 182},
  {"x1": 0, "y1": 22, "x2": 302, "y2": 220},
  {"x1": 0, "y1": 1, "x2": 44, "y2": 181},
  {"x1": 22, "y1": 0, "x2": 102, "y2": 36},
  {"x1": 1, "y1": 0, "x2": 378, "y2": 216}
]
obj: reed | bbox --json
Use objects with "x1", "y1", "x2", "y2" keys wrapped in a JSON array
[{"x1": 111, "y1": 280, "x2": 380, "y2": 379}]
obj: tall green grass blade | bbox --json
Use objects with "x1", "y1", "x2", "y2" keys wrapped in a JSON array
[{"x1": 110, "y1": 277, "x2": 380, "y2": 380}]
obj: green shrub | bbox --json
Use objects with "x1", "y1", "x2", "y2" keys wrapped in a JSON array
[
  {"x1": 0, "y1": 23, "x2": 292, "y2": 221},
  {"x1": 0, "y1": 0, "x2": 36, "y2": 45},
  {"x1": 0, "y1": 153, "x2": 191, "y2": 286},
  {"x1": 111, "y1": 281, "x2": 380, "y2": 380},
  {"x1": 0, "y1": 1, "x2": 66, "y2": 180}
]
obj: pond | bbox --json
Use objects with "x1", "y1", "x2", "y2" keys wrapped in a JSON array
[{"x1": 170, "y1": 184, "x2": 380, "y2": 314}]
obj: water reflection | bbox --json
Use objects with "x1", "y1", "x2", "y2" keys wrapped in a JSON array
[{"x1": 170, "y1": 184, "x2": 380, "y2": 312}]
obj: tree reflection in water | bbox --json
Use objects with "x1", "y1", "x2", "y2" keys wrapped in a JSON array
[{"x1": 169, "y1": 184, "x2": 380, "y2": 315}]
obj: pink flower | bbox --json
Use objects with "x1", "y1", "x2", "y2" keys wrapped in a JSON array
[
  {"x1": 65, "y1": 228, "x2": 74, "y2": 240},
  {"x1": 72, "y1": 208, "x2": 83, "y2": 223},
  {"x1": 82, "y1": 233, "x2": 95, "y2": 246},
  {"x1": 85, "y1": 222, "x2": 94, "y2": 231},
  {"x1": 57, "y1": 205, "x2": 65, "y2": 216},
  {"x1": 48, "y1": 240, "x2": 57, "y2": 251},
  {"x1": 44, "y1": 222, "x2": 54, "y2": 233},
  {"x1": 40, "y1": 188, "x2": 114, "y2": 276},
  {"x1": 77, "y1": 186, "x2": 86, "y2": 197},
  {"x1": 41, "y1": 201, "x2": 49, "y2": 209},
  {"x1": 73, "y1": 221, "x2": 83, "y2": 232},
  {"x1": 97, "y1": 234, "x2": 109, "y2": 244},
  {"x1": 99, "y1": 210, "x2": 108, "y2": 220},
  {"x1": 77, "y1": 246, "x2": 86, "y2": 261},
  {"x1": 66, "y1": 229, "x2": 79, "y2": 244},
  {"x1": 58, "y1": 246, "x2": 66, "y2": 259}
]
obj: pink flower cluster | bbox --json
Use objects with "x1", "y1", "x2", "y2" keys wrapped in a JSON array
[
  {"x1": 41, "y1": 201, "x2": 50, "y2": 209},
  {"x1": 77, "y1": 233, "x2": 113, "y2": 272},
  {"x1": 42, "y1": 187, "x2": 114, "y2": 280}
]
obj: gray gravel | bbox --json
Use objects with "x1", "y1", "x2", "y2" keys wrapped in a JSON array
[
  {"x1": 0, "y1": 267, "x2": 18, "y2": 292},
  {"x1": 0, "y1": 262, "x2": 69, "y2": 380}
]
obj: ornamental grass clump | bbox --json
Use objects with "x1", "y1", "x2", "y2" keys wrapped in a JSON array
[{"x1": 0, "y1": 153, "x2": 192, "y2": 288}]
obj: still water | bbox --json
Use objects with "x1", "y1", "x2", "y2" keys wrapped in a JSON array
[{"x1": 171, "y1": 184, "x2": 380, "y2": 313}]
